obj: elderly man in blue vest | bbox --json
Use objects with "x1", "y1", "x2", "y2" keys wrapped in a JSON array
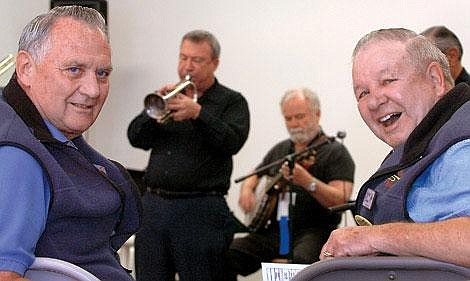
[
  {"x1": 0, "y1": 6, "x2": 141, "y2": 281},
  {"x1": 320, "y1": 28, "x2": 470, "y2": 268}
]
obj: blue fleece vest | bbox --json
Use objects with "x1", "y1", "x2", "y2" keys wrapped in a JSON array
[
  {"x1": 356, "y1": 84, "x2": 470, "y2": 225},
  {"x1": 0, "y1": 94, "x2": 140, "y2": 280}
]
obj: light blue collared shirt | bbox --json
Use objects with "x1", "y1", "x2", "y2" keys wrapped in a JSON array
[
  {"x1": 408, "y1": 139, "x2": 470, "y2": 222},
  {"x1": 0, "y1": 120, "x2": 71, "y2": 275}
]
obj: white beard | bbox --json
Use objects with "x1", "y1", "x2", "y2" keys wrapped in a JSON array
[{"x1": 288, "y1": 124, "x2": 318, "y2": 144}]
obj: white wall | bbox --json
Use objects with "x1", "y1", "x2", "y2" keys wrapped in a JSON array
[{"x1": 2, "y1": 0, "x2": 470, "y2": 223}]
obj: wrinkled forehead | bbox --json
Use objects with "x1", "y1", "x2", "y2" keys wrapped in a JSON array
[
  {"x1": 355, "y1": 39, "x2": 407, "y2": 61},
  {"x1": 51, "y1": 17, "x2": 107, "y2": 39},
  {"x1": 48, "y1": 17, "x2": 110, "y2": 50},
  {"x1": 39, "y1": 18, "x2": 112, "y2": 68},
  {"x1": 353, "y1": 40, "x2": 408, "y2": 72},
  {"x1": 351, "y1": 41, "x2": 412, "y2": 92}
]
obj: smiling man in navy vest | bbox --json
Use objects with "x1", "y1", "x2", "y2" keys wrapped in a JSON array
[
  {"x1": 320, "y1": 28, "x2": 470, "y2": 268},
  {"x1": 0, "y1": 6, "x2": 141, "y2": 281}
]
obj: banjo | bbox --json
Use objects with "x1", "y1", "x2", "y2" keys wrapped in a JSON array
[{"x1": 245, "y1": 134, "x2": 331, "y2": 232}]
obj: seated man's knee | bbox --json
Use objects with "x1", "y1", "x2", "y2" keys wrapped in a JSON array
[
  {"x1": 293, "y1": 242, "x2": 323, "y2": 263},
  {"x1": 293, "y1": 250, "x2": 320, "y2": 264},
  {"x1": 225, "y1": 248, "x2": 260, "y2": 276}
]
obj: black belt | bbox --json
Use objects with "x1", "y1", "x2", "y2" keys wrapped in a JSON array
[{"x1": 146, "y1": 187, "x2": 224, "y2": 199}]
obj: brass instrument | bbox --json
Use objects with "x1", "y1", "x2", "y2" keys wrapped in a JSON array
[
  {"x1": 0, "y1": 54, "x2": 15, "y2": 77},
  {"x1": 144, "y1": 74, "x2": 197, "y2": 123}
]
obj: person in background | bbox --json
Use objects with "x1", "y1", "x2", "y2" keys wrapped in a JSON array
[
  {"x1": 225, "y1": 88, "x2": 355, "y2": 280},
  {"x1": 0, "y1": 6, "x2": 141, "y2": 281},
  {"x1": 127, "y1": 29, "x2": 250, "y2": 281},
  {"x1": 421, "y1": 25, "x2": 470, "y2": 85},
  {"x1": 321, "y1": 28, "x2": 470, "y2": 268}
]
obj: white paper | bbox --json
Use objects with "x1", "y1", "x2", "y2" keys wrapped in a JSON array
[{"x1": 261, "y1": 262, "x2": 309, "y2": 281}]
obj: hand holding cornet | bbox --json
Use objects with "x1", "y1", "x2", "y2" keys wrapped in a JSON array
[
  {"x1": 166, "y1": 92, "x2": 201, "y2": 122},
  {"x1": 144, "y1": 74, "x2": 198, "y2": 123}
]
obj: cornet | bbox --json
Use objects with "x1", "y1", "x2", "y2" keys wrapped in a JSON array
[
  {"x1": 0, "y1": 54, "x2": 15, "y2": 77},
  {"x1": 144, "y1": 74, "x2": 197, "y2": 123}
]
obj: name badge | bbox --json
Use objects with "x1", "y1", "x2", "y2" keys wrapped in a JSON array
[{"x1": 362, "y1": 188, "x2": 376, "y2": 210}]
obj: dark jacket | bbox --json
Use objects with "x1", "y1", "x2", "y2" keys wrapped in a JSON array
[
  {"x1": 1, "y1": 75, "x2": 141, "y2": 280},
  {"x1": 455, "y1": 67, "x2": 470, "y2": 85}
]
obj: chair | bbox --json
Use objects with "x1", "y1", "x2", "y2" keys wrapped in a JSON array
[
  {"x1": 24, "y1": 257, "x2": 100, "y2": 281},
  {"x1": 291, "y1": 256, "x2": 470, "y2": 281},
  {"x1": 118, "y1": 235, "x2": 136, "y2": 278}
]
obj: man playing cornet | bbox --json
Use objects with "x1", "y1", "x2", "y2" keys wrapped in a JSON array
[{"x1": 127, "y1": 30, "x2": 250, "y2": 281}]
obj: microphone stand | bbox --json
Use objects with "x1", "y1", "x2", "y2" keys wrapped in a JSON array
[
  {"x1": 234, "y1": 138, "x2": 331, "y2": 184},
  {"x1": 286, "y1": 157, "x2": 295, "y2": 262}
]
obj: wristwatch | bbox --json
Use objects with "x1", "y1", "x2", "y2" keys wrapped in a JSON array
[{"x1": 307, "y1": 180, "x2": 317, "y2": 193}]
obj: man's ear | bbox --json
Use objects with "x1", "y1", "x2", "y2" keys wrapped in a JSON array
[
  {"x1": 212, "y1": 57, "x2": 219, "y2": 71},
  {"x1": 426, "y1": 61, "x2": 446, "y2": 98},
  {"x1": 15, "y1": 50, "x2": 36, "y2": 87},
  {"x1": 446, "y1": 47, "x2": 460, "y2": 64}
]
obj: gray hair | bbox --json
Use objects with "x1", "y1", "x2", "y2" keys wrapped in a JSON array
[
  {"x1": 421, "y1": 26, "x2": 463, "y2": 61},
  {"x1": 353, "y1": 28, "x2": 453, "y2": 87},
  {"x1": 18, "y1": 5, "x2": 108, "y2": 62},
  {"x1": 181, "y1": 29, "x2": 221, "y2": 59},
  {"x1": 280, "y1": 87, "x2": 320, "y2": 113}
]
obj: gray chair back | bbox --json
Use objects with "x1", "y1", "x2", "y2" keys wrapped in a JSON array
[
  {"x1": 291, "y1": 256, "x2": 470, "y2": 281},
  {"x1": 24, "y1": 257, "x2": 100, "y2": 281}
]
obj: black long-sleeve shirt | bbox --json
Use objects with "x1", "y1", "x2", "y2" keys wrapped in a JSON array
[
  {"x1": 455, "y1": 67, "x2": 470, "y2": 86},
  {"x1": 128, "y1": 79, "x2": 250, "y2": 193}
]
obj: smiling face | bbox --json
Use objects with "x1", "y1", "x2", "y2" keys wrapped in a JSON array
[
  {"x1": 19, "y1": 17, "x2": 112, "y2": 139},
  {"x1": 352, "y1": 40, "x2": 442, "y2": 148}
]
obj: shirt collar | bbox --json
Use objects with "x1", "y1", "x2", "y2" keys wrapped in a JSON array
[{"x1": 43, "y1": 119, "x2": 77, "y2": 148}]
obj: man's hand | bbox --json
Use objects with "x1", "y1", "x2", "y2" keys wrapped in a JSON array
[
  {"x1": 239, "y1": 185, "x2": 257, "y2": 214},
  {"x1": 280, "y1": 162, "x2": 312, "y2": 188},
  {"x1": 0, "y1": 271, "x2": 29, "y2": 281},
  {"x1": 154, "y1": 84, "x2": 201, "y2": 122},
  {"x1": 320, "y1": 226, "x2": 380, "y2": 260},
  {"x1": 320, "y1": 218, "x2": 470, "y2": 267},
  {"x1": 166, "y1": 94, "x2": 201, "y2": 121},
  {"x1": 238, "y1": 175, "x2": 259, "y2": 213}
]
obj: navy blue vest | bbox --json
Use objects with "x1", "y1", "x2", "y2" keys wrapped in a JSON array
[
  {"x1": 0, "y1": 77, "x2": 141, "y2": 280},
  {"x1": 356, "y1": 83, "x2": 470, "y2": 225}
]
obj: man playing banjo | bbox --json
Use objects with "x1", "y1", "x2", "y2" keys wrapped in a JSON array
[{"x1": 224, "y1": 87, "x2": 355, "y2": 279}]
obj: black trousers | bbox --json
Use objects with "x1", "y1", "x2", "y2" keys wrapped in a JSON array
[
  {"x1": 224, "y1": 226, "x2": 334, "y2": 280},
  {"x1": 135, "y1": 192, "x2": 234, "y2": 281}
]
